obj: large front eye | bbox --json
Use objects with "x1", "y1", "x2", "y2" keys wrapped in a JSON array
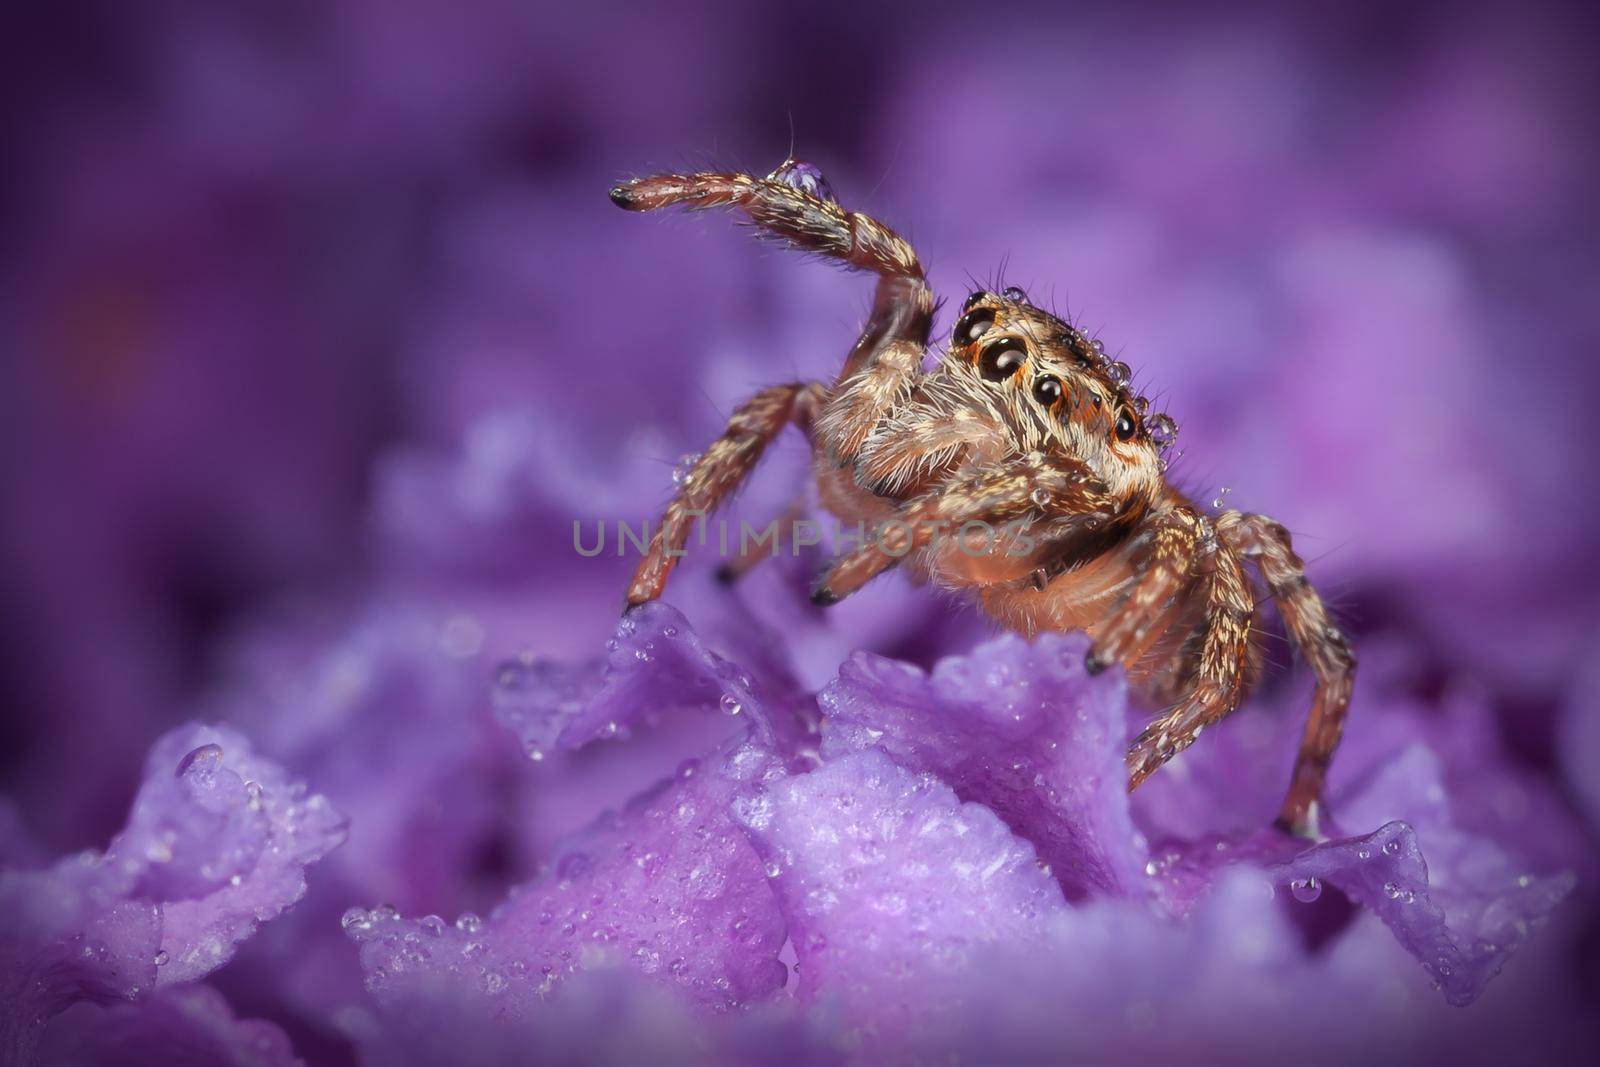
[
  {"x1": 954, "y1": 309, "x2": 996, "y2": 346},
  {"x1": 978, "y1": 336, "x2": 1027, "y2": 381},
  {"x1": 1114, "y1": 409, "x2": 1138, "y2": 441},
  {"x1": 1032, "y1": 375, "x2": 1063, "y2": 406}
]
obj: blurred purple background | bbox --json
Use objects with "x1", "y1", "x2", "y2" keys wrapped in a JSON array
[{"x1": 3, "y1": 0, "x2": 1599, "y2": 1061}]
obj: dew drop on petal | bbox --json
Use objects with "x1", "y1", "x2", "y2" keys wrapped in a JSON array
[{"x1": 1289, "y1": 876, "x2": 1322, "y2": 903}]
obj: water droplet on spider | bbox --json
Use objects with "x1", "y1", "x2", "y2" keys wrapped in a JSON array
[
  {"x1": 1089, "y1": 338, "x2": 1106, "y2": 356},
  {"x1": 1147, "y1": 413, "x2": 1179, "y2": 448},
  {"x1": 1289, "y1": 876, "x2": 1322, "y2": 903},
  {"x1": 1001, "y1": 285, "x2": 1028, "y2": 302},
  {"x1": 767, "y1": 158, "x2": 837, "y2": 203},
  {"x1": 1106, "y1": 361, "x2": 1131, "y2": 386},
  {"x1": 1211, "y1": 486, "x2": 1232, "y2": 510},
  {"x1": 671, "y1": 453, "x2": 701, "y2": 486},
  {"x1": 1030, "y1": 488, "x2": 1051, "y2": 508}
]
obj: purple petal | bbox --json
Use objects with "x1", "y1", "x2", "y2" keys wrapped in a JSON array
[
  {"x1": 492, "y1": 601, "x2": 817, "y2": 760},
  {"x1": 35, "y1": 984, "x2": 302, "y2": 1067},
  {"x1": 819, "y1": 633, "x2": 1153, "y2": 902},
  {"x1": 730, "y1": 748, "x2": 1067, "y2": 1023},
  {"x1": 346, "y1": 737, "x2": 788, "y2": 1015},
  {"x1": 1, "y1": 723, "x2": 345, "y2": 1061}
]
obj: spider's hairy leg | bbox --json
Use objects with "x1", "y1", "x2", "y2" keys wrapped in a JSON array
[
  {"x1": 608, "y1": 165, "x2": 935, "y2": 457},
  {"x1": 1084, "y1": 508, "x2": 1203, "y2": 676},
  {"x1": 626, "y1": 382, "x2": 824, "y2": 608},
  {"x1": 811, "y1": 456, "x2": 1113, "y2": 605},
  {"x1": 1126, "y1": 545, "x2": 1255, "y2": 789},
  {"x1": 1220, "y1": 512, "x2": 1356, "y2": 838}
]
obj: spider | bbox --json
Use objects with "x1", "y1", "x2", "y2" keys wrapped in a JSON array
[{"x1": 608, "y1": 159, "x2": 1354, "y2": 838}]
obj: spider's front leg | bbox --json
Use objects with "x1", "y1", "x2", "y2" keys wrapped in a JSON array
[
  {"x1": 810, "y1": 455, "x2": 1115, "y2": 604},
  {"x1": 1125, "y1": 543, "x2": 1255, "y2": 790},
  {"x1": 626, "y1": 382, "x2": 825, "y2": 608},
  {"x1": 609, "y1": 162, "x2": 934, "y2": 460},
  {"x1": 1084, "y1": 507, "x2": 1205, "y2": 676},
  {"x1": 1220, "y1": 512, "x2": 1356, "y2": 837}
]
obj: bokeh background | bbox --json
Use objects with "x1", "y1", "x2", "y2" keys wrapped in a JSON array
[{"x1": 3, "y1": 0, "x2": 1599, "y2": 1061}]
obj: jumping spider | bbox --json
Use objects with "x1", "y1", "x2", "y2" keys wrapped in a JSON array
[{"x1": 609, "y1": 160, "x2": 1354, "y2": 837}]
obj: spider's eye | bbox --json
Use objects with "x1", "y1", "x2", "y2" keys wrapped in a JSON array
[
  {"x1": 1114, "y1": 409, "x2": 1138, "y2": 442},
  {"x1": 978, "y1": 336, "x2": 1027, "y2": 381},
  {"x1": 1031, "y1": 375, "x2": 1063, "y2": 406},
  {"x1": 963, "y1": 290, "x2": 987, "y2": 311},
  {"x1": 955, "y1": 309, "x2": 996, "y2": 346}
]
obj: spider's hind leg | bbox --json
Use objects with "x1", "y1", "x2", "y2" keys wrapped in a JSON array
[{"x1": 1219, "y1": 512, "x2": 1355, "y2": 838}]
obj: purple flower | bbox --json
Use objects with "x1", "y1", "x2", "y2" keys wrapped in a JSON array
[{"x1": 0, "y1": 723, "x2": 345, "y2": 1062}]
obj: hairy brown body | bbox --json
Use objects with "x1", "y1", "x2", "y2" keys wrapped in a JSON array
[{"x1": 609, "y1": 160, "x2": 1354, "y2": 837}]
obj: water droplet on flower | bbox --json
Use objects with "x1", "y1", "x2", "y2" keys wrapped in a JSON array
[
  {"x1": 1382, "y1": 839, "x2": 1402, "y2": 856},
  {"x1": 764, "y1": 861, "x2": 782, "y2": 879},
  {"x1": 420, "y1": 915, "x2": 445, "y2": 937},
  {"x1": 153, "y1": 950, "x2": 169, "y2": 966},
  {"x1": 341, "y1": 907, "x2": 372, "y2": 933},
  {"x1": 1383, "y1": 881, "x2": 1403, "y2": 900},
  {"x1": 557, "y1": 853, "x2": 593, "y2": 881},
  {"x1": 175, "y1": 743, "x2": 224, "y2": 779},
  {"x1": 455, "y1": 912, "x2": 483, "y2": 934},
  {"x1": 720, "y1": 694, "x2": 743, "y2": 716},
  {"x1": 1289, "y1": 876, "x2": 1322, "y2": 903}
]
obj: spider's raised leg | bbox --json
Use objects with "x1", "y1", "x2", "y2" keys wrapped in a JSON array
[
  {"x1": 1125, "y1": 544, "x2": 1255, "y2": 789},
  {"x1": 811, "y1": 455, "x2": 1115, "y2": 604},
  {"x1": 627, "y1": 382, "x2": 824, "y2": 608},
  {"x1": 1219, "y1": 512, "x2": 1355, "y2": 837},
  {"x1": 609, "y1": 163, "x2": 934, "y2": 459}
]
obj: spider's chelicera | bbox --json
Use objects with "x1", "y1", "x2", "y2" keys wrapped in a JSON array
[{"x1": 608, "y1": 159, "x2": 1354, "y2": 837}]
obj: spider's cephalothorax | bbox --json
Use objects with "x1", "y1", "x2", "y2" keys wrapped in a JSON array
[{"x1": 608, "y1": 160, "x2": 1354, "y2": 837}]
